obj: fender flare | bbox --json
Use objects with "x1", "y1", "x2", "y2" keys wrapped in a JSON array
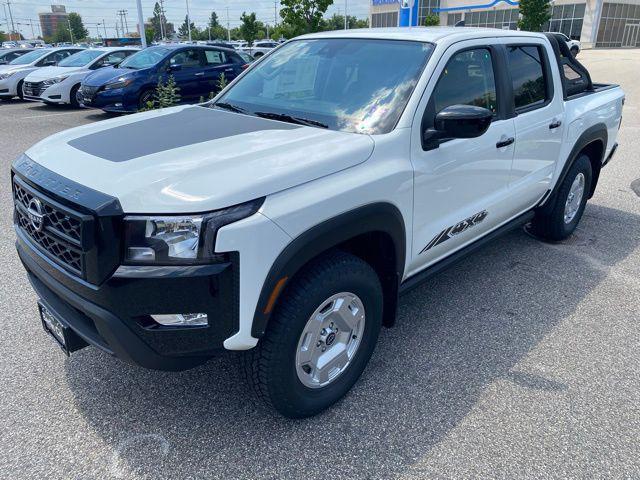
[
  {"x1": 251, "y1": 203, "x2": 406, "y2": 338},
  {"x1": 541, "y1": 123, "x2": 607, "y2": 210}
]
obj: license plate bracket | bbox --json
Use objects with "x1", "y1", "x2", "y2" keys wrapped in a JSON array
[{"x1": 38, "y1": 302, "x2": 88, "y2": 356}]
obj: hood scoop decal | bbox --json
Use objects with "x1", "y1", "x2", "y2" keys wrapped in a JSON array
[{"x1": 67, "y1": 106, "x2": 300, "y2": 162}]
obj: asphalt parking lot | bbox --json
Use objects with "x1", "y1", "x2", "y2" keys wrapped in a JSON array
[{"x1": 1, "y1": 48, "x2": 639, "y2": 479}]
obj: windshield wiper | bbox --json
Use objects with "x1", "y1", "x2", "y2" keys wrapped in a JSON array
[
  {"x1": 254, "y1": 112, "x2": 328, "y2": 129},
  {"x1": 213, "y1": 102, "x2": 250, "y2": 114}
]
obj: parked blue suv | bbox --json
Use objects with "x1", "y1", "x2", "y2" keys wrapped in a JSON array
[{"x1": 78, "y1": 45, "x2": 248, "y2": 113}]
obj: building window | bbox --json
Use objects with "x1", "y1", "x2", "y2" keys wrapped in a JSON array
[
  {"x1": 447, "y1": 13, "x2": 463, "y2": 25},
  {"x1": 543, "y1": 3, "x2": 585, "y2": 40},
  {"x1": 418, "y1": 0, "x2": 441, "y2": 24},
  {"x1": 596, "y1": 2, "x2": 640, "y2": 48},
  {"x1": 371, "y1": 11, "x2": 399, "y2": 27},
  {"x1": 464, "y1": 8, "x2": 519, "y2": 30}
]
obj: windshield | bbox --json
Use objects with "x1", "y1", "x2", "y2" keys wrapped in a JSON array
[
  {"x1": 9, "y1": 49, "x2": 51, "y2": 65},
  {"x1": 119, "y1": 46, "x2": 170, "y2": 69},
  {"x1": 216, "y1": 38, "x2": 433, "y2": 134},
  {"x1": 58, "y1": 49, "x2": 104, "y2": 67}
]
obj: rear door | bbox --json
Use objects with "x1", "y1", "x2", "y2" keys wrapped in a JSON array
[
  {"x1": 199, "y1": 48, "x2": 239, "y2": 97},
  {"x1": 500, "y1": 39, "x2": 565, "y2": 210}
]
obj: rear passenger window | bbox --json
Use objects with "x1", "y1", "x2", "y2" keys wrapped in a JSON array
[
  {"x1": 507, "y1": 45, "x2": 547, "y2": 110},
  {"x1": 432, "y1": 48, "x2": 497, "y2": 115},
  {"x1": 204, "y1": 50, "x2": 226, "y2": 65}
]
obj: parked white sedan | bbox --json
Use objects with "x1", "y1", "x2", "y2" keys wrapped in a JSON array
[
  {"x1": 22, "y1": 47, "x2": 138, "y2": 106},
  {"x1": 0, "y1": 47, "x2": 83, "y2": 100},
  {"x1": 240, "y1": 40, "x2": 278, "y2": 58}
]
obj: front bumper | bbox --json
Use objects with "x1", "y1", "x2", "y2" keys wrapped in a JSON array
[
  {"x1": 23, "y1": 81, "x2": 70, "y2": 104},
  {"x1": 80, "y1": 87, "x2": 137, "y2": 113},
  {"x1": 16, "y1": 224, "x2": 240, "y2": 371},
  {"x1": 0, "y1": 78, "x2": 16, "y2": 96}
]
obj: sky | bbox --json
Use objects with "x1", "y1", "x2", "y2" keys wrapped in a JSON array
[{"x1": 2, "y1": 0, "x2": 372, "y2": 40}]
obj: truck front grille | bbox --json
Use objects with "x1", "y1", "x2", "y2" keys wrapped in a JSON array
[{"x1": 13, "y1": 178, "x2": 88, "y2": 277}]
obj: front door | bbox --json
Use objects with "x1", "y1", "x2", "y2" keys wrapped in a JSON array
[
  {"x1": 165, "y1": 48, "x2": 205, "y2": 101},
  {"x1": 409, "y1": 42, "x2": 516, "y2": 275}
]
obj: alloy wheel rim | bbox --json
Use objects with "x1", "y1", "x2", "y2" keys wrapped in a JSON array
[
  {"x1": 564, "y1": 172, "x2": 585, "y2": 224},
  {"x1": 295, "y1": 292, "x2": 366, "y2": 389}
]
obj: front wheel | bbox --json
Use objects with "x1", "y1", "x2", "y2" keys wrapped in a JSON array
[
  {"x1": 531, "y1": 154, "x2": 592, "y2": 241},
  {"x1": 69, "y1": 84, "x2": 80, "y2": 108},
  {"x1": 242, "y1": 251, "x2": 383, "y2": 418},
  {"x1": 17, "y1": 80, "x2": 24, "y2": 100},
  {"x1": 570, "y1": 46, "x2": 579, "y2": 57}
]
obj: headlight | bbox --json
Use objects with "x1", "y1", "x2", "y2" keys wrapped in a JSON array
[
  {"x1": 0, "y1": 72, "x2": 15, "y2": 80},
  {"x1": 123, "y1": 198, "x2": 264, "y2": 265},
  {"x1": 43, "y1": 75, "x2": 69, "y2": 86},
  {"x1": 104, "y1": 77, "x2": 134, "y2": 90}
]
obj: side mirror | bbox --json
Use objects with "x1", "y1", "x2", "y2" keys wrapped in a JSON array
[
  {"x1": 42, "y1": 60, "x2": 57, "y2": 66},
  {"x1": 423, "y1": 104, "x2": 493, "y2": 150},
  {"x1": 168, "y1": 63, "x2": 182, "y2": 72}
]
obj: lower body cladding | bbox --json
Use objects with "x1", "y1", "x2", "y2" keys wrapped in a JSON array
[{"x1": 16, "y1": 233, "x2": 240, "y2": 371}]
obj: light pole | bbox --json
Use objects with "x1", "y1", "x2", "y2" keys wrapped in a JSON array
[
  {"x1": 185, "y1": 0, "x2": 192, "y2": 42},
  {"x1": 67, "y1": 17, "x2": 74, "y2": 43},
  {"x1": 226, "y1": 6, "x2": 230, "y2": 42},
  {"x1": 344, "y1": 0, "x2": 348, "y2": 29},
  {"x1": 135, "y1": 0, "x2": 147, "y2": 47}
]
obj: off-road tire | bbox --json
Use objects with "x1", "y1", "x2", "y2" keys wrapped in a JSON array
[
  {"x1": 531, "y1": 154, "x2": 592, "y2": 241},
  {"x1": 241, "y1": 250, "x2": 383, "y2": 418}
]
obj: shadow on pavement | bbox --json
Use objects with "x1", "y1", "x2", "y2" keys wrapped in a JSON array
[{"x1": 63, "y1": 203, "x2": 640, "y2": 479}]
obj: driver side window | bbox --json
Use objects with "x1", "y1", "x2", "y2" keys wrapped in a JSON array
[
  {"x1": 432, "y1": 48, "x2": 497, "y2": 116},
  {"x1": 169, "y1": 49, "x2": 202, "y2": 69}
]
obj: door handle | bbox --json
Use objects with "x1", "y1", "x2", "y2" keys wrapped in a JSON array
[
  {"x1": 195, "y1": 72, "x2": 205, "y2": 76},
  {"x1": 496, "y1": 137, "x2": 515, "y2": 149},
  {"x1": 549, "y1": 120, "x2": 562, "y2": 129}
]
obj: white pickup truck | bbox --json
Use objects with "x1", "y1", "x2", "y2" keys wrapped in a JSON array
[{"x1": 12, "y1": 28, "x2": 623, "y2": 418}]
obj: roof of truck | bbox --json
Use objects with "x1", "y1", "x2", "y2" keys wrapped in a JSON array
[{"x1": 300, "y1": 26, "x2": 546, "y2": 43}]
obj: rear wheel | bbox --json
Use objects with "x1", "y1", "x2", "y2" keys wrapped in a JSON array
[
  {"x1": 531, "y1": 154, "x2": 592, "y2": 241},
  {"x1": 570, "y1": 46, "x2": 579, "y2": 57},
  {"x1": 242, "y1": 251, "x2": 383, "y2": 418}
]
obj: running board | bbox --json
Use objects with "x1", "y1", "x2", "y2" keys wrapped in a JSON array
[{"x1": 399, "y1": 210, "x2": 535, "y2": 295}]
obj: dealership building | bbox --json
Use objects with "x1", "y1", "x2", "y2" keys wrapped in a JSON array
[{"x1": 370, "y1": 0, "x2": 640, "y2": 48}]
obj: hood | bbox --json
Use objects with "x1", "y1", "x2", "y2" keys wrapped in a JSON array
[
  {"x1": 26, "y1": 65, "x2": 85, "y2": 81},
  {"x1": 24, "y1": 105, "x2": 375, "y2": 213},
  {"x1": 83, "y1": 65, "x2": 137, "y2": 86},
  {"x1": 0, "y1": 64, "x2": 34, "y2": 75}
]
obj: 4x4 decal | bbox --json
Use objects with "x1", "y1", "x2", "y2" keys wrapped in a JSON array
[{"x1": 420, "y1": 210, "x2": 488, "y2": 254}]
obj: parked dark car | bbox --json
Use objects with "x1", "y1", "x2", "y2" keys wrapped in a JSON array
[
  {"x1": 77, "y1": 45, "x2": 248, "y2": 113},
  {"x1": 0, "y1": 48, "x2": 34, "y2": 65}
]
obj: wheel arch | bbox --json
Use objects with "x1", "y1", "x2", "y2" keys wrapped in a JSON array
[
  {"x1": 541, "y1": 123, "x2": 607, "y2": 211},
  {"x1": 251, "y1": 203, "x2": 407, "y2": 338}
]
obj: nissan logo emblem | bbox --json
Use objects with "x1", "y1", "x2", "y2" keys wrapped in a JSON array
[{"x1": 27, "y1": 198, "x2": 45, "y2": 232}]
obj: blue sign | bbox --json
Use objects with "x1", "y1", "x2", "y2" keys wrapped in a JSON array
[{"x1": 372, "y1": 0, "x2": 399, "y2": 5}]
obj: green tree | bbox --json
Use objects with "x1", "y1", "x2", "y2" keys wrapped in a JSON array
[
  {"x1": 517, "y1": 0, "x2": 551, "y2": 31},
  {"x1": 322, "y1": 14, "x2": 368, "y2": 30},
  {"x1": 207, "y1": 12, "x2": 228, "y2": 39},
  {"x1": 239, "y1": 12, "x2": 260, "y2": 46},
  {"x1": 53, "y1": 23, "x2": 72, "y2": 43},
  {"x1": 422, "y1": 14, "x2": 440, "y2": 26},
  {"x1": 178, "y1": 15, "x2": 196, "y2": 39},
  {"x1": 148, "y1": 2, "x2": 167, "y2": 41},
  {"x1": 145, "y1": 27, "x2": 155, "y2": 45},
  {"x1": 280, "y1": 0, "x2": 334, "y2": 35},
  {"x1": 68, "y1": 12, "x2": 88, "y2": 40},
  {"x1": 0, "y1": 31, "x2": 6, "y2": 42}
]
